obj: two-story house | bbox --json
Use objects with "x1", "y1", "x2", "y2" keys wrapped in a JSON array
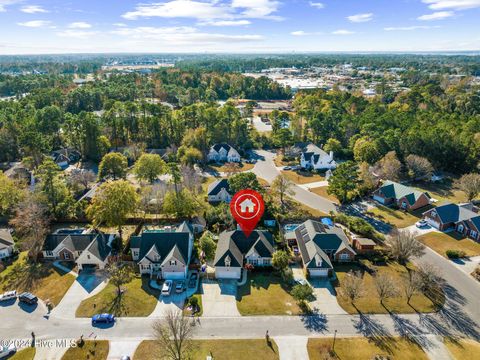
[
  {"x1": 214, "y1": 230, "x2": 274, "y2": 279},
  {"x1": 207, "y1": 179, "x2": 232, "y2": 203},
  {"x1": 207, "y1": 144, "x2": 240, "y2": 163},
  {"x1": 130, "y1": 222, "x2": 194, "y2": 279},
  {"x1": 299, "y1": 143, "x2": 337, "y2": 170}
]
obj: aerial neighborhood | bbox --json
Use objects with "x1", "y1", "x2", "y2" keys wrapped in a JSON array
[{"x1": 1, "y1": 52, "x2": 480, "y2": 360}]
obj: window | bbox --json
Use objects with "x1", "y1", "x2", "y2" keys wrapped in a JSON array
[
  {"x1": 64, "y1": 252, "x2": 70, "y2": 260},
  {"x1": 249, "y1": 259, "x2": 258, "y2": 266},
  {"x1": 457, "y1": 224, "x2": 464, "y2": 233},
  {"x1": 132, "y1": 250, "x2": 139, "y2": 258},
  {"x1": 471, "y1": 230, "x2": 478, "y2": 239},
  {"x1": 340, "y1": 253, "x2": 350, "y2": 260},
  {"x1": 169, "y1": 260, "x2": 177, "y2": 266},
  {"x1": 263, "y1": 259, "x2": 271, "y2": 266},
  {"x1": 87, "y1": 255, "x2": 90, "y2": 260},
  {"x1": 225, "y1": 255, "x2": 231, "y2": 267},
  {"x1": 46, "y1": 251, "x2": 54, "y2": 257}
]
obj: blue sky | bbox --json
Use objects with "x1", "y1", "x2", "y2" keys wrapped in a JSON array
[{"x1": 0, "y1": 0, "x2": 479, "y2": 54}]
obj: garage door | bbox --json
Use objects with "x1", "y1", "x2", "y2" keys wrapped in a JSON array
[
  {"x1": 426, "y1": 218, "x2": 440, "y2": 229},
  {"x1": 373, "y1": 195, "x2": 385, "y2": 204},
  {"x1": 215, "y1": 268, "x2": 241, "y2": 279},
  {"x1": 163, "y1": 271, "x2": 185, "y2": 280},
  {"x1": 309, "y1": 269, "x2": 329, "y2": 277},
  {"x1": 79, "y1": 264, "x2": 98, "y2": 271}
]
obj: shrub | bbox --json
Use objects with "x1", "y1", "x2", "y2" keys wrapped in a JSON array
[
  {"x1": 446, "y1": 249, "x2": 466, "y2": 259},
  {"x1": 334, "y1": 213, "x2": 384, "y2": 242}
]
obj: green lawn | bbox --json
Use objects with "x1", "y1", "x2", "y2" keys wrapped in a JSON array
[
  {"x1": 334, "y1": 262, "x2": 443, "y2": 314},
  {"x1": 62, "y1": 340, "x2": 109, "y2": 360},
  {"x1": 417, "y1": 232, "x2": 480, "y2": 258},
  {"x1": 444, "y1": 338, "x2": 480, "y2": 359},
  {"x1": 134, "y1": 339, "x2": 279, "y2": 360},
  {"x1": 0, "y1": 252, "x2": 75, "y2": 306},
  {"x1": 366, "y1": 204, "x2": 432, "y2": 229},
  {"x1": 9, "y1": 347, "x2": 36, "y2": 360},
  {"x1": 310, "y1": 186, "x2": 339, "y2": 203},
  {"x1": 281, "y1": 170, "x2": 324, "y2": 185},
  {"x1": 236, "y1": 272, "x2": 301, "y2": 315},
  {"x1": 75, "y1": 276, "x2": 159, "y2": 317},
  {"x1": 308, "y1": 337, "x2": 428, "y2": 360}
]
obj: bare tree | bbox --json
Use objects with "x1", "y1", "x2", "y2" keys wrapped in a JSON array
[
  {"x1": 374, "y1": 273, "x2": 398, "y2": 305},
  {"x1": 341, "y1": 270, "x2": 364, "y2": 304},
  {"x1": 152, "y1": 309, "x2": 195, "y2": 360},
  {"x1": 456, "y1": 173, "x2": 480, "y2": 201},
  {"x1": 405, "y1": 154, "x2": 434, "y2": 181},
  {"x1": 403, "y1": 271, "x2": 422, "y2": 304},
  {"x1": 180, "y1": 165, "x2": 202, "y2": 194},
  {"x1": 386, "y1": 230, "x2": 425, "y2": 265},
  {"x1": 374, "y1": 151, "x2": 402, "y2": 181},
  {"x1": 416, "y1": 263, "x2": 443, "y2": 295},
  {"x1": 271, "y1": 175, "x2": 294, "y2": 211},
  {"x1": 9, "y1": 195, "x2": 50, "y2": 260},
  {"x1": 223, "y1": 162, "x2": 240, "y2": 177},
  {"x1": 68, "y1": 169, "x2": 96, "y2": 192}
]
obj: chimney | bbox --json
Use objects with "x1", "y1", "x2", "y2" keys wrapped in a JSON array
[{"x1": 329, "y1": 151, "x2": 334, "y2": 159}]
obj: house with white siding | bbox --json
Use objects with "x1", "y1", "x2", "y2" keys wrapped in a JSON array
[
  {"x1": 207, "y1": 143, "x2": 240, "y2": 163},
  {"x1": 207, "y1": 179, "x2": 232, "y2": 203},
  {"x1": 214, "y1": 230, "x2": 274, "y2": 279},
  {"x1": 299, "y1": 143, "x2": 337, "y2": 170},
  {"x1": 0, "y1": 229, "x2": 14, "y2": 259}
]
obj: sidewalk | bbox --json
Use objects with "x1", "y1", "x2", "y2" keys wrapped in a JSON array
[{"x1": 274, "y1": 336, "x2": 309, "y2": 360}]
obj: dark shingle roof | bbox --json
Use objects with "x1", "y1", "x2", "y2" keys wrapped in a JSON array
[
  {"x1": 295, "y1": 220, "x2": 354, "y2": 269},
  {"x1": 84, "y1": 233, "x2": 111, "y2": 261},
  {"x1": 43, "y1": 232, "x2": 97, "y2": 252},
  {"x1": 212, "y1": 143, "x2": 233, "y2": 153},
  {"x1": 131, "y1": 230, "x2": 190, "y2": 265},
  {"x1": 428, "y1": 203, "x2": 479, "y2": 224},
  {"x1": 214, "y1": 230, "x2": 274, "y2": 267},
  {"x1": 208, "y1": 179, "x2": 230, "y2": 196}
]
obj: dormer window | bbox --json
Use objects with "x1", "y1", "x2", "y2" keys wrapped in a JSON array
[
  {"x1": 225, "y1": 255, "x2": 231, "y2": 268},
  {"x1": 154, "y1": 254, "x2": 160, "y2": 261},
  {"x1": 317, "y1": 259, "x2": 322, "y2": 267},
  {"x1": 170, "y1": 260, "x2": 177, "y2": 266}
]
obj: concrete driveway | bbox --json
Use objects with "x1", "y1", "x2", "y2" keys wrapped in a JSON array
[
  {"x1": 107, "y1": 340, "x2": 141, "y2": 360},
  {"x1": 201, "y1": 280, "x2": 240, "y2": 317},
  {"x1": 51, "y1": 270, "x2": 108, "y2": 320},
  {"x1": 309, "y1": 279, "x2": 347, "y2": 315},
  {"x1": 149, "y1": 292, "x2": 186, "y2": 317}
]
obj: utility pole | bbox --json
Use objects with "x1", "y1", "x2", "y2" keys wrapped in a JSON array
[{"x1": 332, "y1": 329, "x2": 337, "y2": 352}]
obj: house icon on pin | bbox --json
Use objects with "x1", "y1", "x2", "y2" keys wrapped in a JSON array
[{"x1": 239, "y1": 198, "x2": 256, "y2": 213}]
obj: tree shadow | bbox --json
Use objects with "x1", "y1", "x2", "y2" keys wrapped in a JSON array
[
  {"x1": 108, "y1": 292, "x2": 127, "y2": 316},
  {"x1": 352, "y1": 312, "x2": 396, "y2": 353},
  {"x1": 300, "y1": 309, "x2": 328, "y2": 332},
  {"x1": 389, "y1": 312, "x2": 432, "y2": 349}
]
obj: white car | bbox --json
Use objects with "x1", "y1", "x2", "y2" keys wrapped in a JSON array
[
  {"x1": 415, "y1": 220, "x2": 429, "y2": 229},
  {"x1": 0, "y1": 290, "x2": 17, "y2": 302},
  {"x1": 0, "y1": 345, "x2": 16, "y2": 359},
  {"x1": 161, "y1": 280, "x2": 173, "y2": 296}
]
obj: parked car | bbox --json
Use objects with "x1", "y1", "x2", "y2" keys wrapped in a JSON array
[
  {"x1": 120, "y1": 357, "x2": 131, "y2": 360},
  {"x1": 284, "y1": 166, "x2": 292, "y2": 170},
  {"x1": 0, "y1": 290, "x2": 17, "y2": 302},
  {"x1": 162, "y1": 280, "x2": 173, "y2": 296},
  {"x1": 0, "y1": 345, "x2": 16, "y2": 359},
  {"x1": 91, "y1": 313, "x2": 115, "y2": 325},
  {"x1": 188, "y1": 273, "x2": 198, "y2": 288},
  {"x1": 175, "y1": 281, "x2": 185, "y2": 293},
  {"x1": 18, "y1": 292, "x2": 37, "y2": 305},
  {"x1": 294, "y1": 278, "x2": 308, "y2": 286},
  {"x1": 415, "y1": 220, "x2": 429, "y2": 228}
]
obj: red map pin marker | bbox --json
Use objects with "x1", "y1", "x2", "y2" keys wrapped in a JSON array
[{"x1": 230, "y1": 189, "x2": 265, "y2": 238}]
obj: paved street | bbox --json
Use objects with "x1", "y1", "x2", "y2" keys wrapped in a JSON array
[{"x1": 252, "y1": 150, "x2": 337, "y2": 214}]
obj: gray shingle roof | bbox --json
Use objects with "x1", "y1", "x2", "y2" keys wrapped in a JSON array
[
  {"x1": 295, "y1": 220, "x2": 355, "y2": 269},
  {"x1": 214, "y1": 230, "x2": 274, "y2": 267},
  {"x1": 131, "y1": 230, "x2": 190, "y2": 265},
  {"x1": 208, "y1": 179, "x2": 230, "y2": 196},
  {"x1": 426, "y1": 202, "x2": 479, "y2": 224},
  {"x1": 84, "y1": 233, "x2": 111, "y2": 261}
]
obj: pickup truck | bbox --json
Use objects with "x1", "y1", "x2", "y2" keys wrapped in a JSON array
[{"x1": 0, "y1": 290, "x2": 17, "y2": 302}]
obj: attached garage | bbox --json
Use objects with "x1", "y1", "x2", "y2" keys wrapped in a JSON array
[
  {"x1": 309, "y1": 269, "x2": 329, "y2": 277},
  {"x1": 426, "y1": 218, "x2": 441, "y2": 230},
  {"x1": 79, "y1": 263, "x2": 99, "y2": 271},
  {"x1": 215, "y1": 266, "x2": 241, "y2": 280},
  {"x1": 162, "y1": 271, "x2": 186, "y2": 280}
]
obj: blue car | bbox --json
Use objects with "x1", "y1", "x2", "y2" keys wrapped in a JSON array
[{"x1": 92, "y1": 313, "x2": 115, "y2": 325}]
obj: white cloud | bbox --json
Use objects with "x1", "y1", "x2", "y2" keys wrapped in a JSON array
[
  {"x1": 122, "y1": 0, "x2": 281, "y2": 21},
  {"x1": 57, "y1": 30, "x2": 97, "y2": 38},
  {"x1": 17, "y1": 20, "x2": 51, "y2": 27},
  {"x1": 347, "y1": 13, "x2": 373, "y2": 23},
  {"x1": 122, "y1": 0, "x2": 232, "y2": 20},
  {"x1": 291, "y1": 30, "x2": 322, "y2": 36},
  {"x1": 417, "y1": 11, "x2": 454, "y2": 20},
  {"x1": 384, "y1": 25, "x2": 440, "y2": 31},
  {"x1": 309, "y1": 2, "x2": 324, "y2": 9},
  {"x1": 111, "y1": 26, "x2": 263, "y2": 44},
  {"x1": 68, "y1": 22, "x2": 92, "y2": 29},
  {"x1": 422, "y1": 0, "x2": 480, "y2": 10},
  {"x1": 21, "y1": 5, "x2": 48, "y2": 13},
  {"x1": 113, "y1": 23, "x2": 127, "y2": 27},
  {"x1": 332, "y1": 29, "x2": 355, "y2": 35},
  {"x1": 0, "y1": 0, "x2": 21, "y2": 12},
  {"x1": 199, "y1": 19, "x2": 251, "y2": 26}
]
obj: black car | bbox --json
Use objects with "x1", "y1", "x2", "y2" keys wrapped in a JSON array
[{"x1": 18, "y1": 292, "x2": 38, "y2": 305}]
